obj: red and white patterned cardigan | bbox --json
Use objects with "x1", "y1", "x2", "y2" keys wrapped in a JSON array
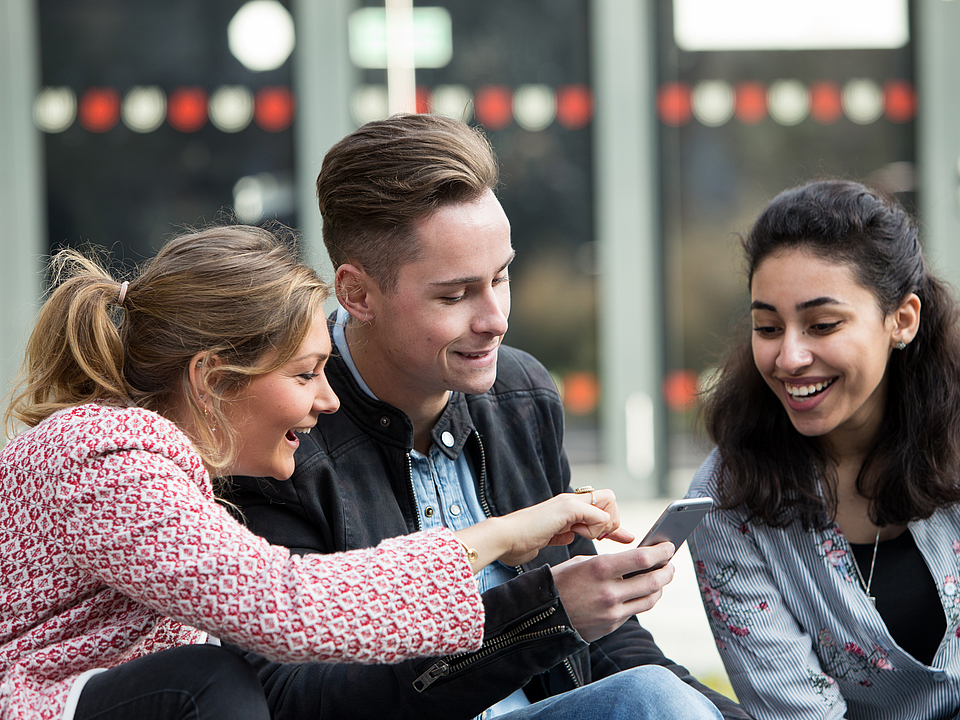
[{"x1": 0, "y1": 403, "x2": 484, "y2": 720}]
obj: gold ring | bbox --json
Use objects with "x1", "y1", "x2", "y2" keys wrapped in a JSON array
[{"x1": 574, "y1": 486, "x2": 597, "y2": 505}]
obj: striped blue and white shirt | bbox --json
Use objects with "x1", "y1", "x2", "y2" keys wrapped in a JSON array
[{"x1": 687, "y1": 448, "x2": 960, "y2": 720}]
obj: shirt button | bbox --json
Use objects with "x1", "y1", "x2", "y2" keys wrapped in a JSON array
[
  {"x1": 933, "y1": 671, "x2": 947, "y2": 682},
  {"x1": 424, "y1": 507, "x2": 434, "y2": 517},
  {"x1": 450, "y1": 504, "x2": 461, "y2": 516},
  {"x1": 379, "y1": 416, "x2": 390, "y2": 427},
  {"x1": 441, "y1": 431, "x2": 455, "y2": 447}
]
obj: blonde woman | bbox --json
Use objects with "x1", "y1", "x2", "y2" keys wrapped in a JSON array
[{"x1": 0, "y1": 225, "x2": 627, "y2": 720}]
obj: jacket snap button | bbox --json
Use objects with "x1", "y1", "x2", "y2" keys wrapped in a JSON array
[
  {"x1": 450, "y1": 504, "x2": 461, "y2": 516},
  {"x1": 380, "y1": 416, "x2": 390, "y2": 427},
  {"x1": 441, "y1": 431, "x2": 455, "y2": 447},
  {"x1": 425, "y1": 507, "x2": 434, "y2": 517}
]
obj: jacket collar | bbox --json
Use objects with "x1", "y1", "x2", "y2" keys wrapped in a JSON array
[{"x1": 326, "y1": 315, "x2": 475, "y2": 459}]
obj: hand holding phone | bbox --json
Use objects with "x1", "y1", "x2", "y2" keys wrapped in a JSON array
[{"x1": 623, "y1": 497, "x2": 714, "y2": 578}]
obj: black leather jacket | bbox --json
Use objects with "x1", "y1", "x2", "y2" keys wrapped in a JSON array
[{"x1": 227, "y1": 333, "x2": 749, "y2": 720}]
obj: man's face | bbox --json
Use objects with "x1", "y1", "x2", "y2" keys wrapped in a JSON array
[{"x1": 365, "y1": 189, "x2": 513, "y2": 404}]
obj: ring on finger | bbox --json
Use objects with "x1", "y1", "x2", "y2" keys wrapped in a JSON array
[{"x1": 574, "y1": 485, "x2": 597, "y2": 505}]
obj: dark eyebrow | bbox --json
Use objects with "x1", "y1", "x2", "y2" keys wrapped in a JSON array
[
  {"x1": 750, "y1": 296, "x2": 844, "y2": 313},
  {"x1": 797, "y1": 296, "x2": 843, "y2": 311},
  {"x1": 429, "y1": 251, "x2": 516, "y2": 288}
]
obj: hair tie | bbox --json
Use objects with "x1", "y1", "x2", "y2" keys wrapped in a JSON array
[{"x1": 117, "y1": 281, "x2": 129, "y2": 306}]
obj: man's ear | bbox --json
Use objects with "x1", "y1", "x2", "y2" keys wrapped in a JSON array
[{"x1": 336, "y1": 263, "x2": 377, "y2": 322}]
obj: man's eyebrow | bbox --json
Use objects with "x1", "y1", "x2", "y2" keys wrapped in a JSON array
[
  {"x1": 750, "y1": 297, "x2": 844, "y2": 312},
  {"x1": 429, "y1": 251, "x2": 516, "y2": 287}
]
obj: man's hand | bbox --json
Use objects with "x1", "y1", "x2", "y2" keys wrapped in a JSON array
[{"x1": 550, "y1": 543, "x2": 676, "y2": 642}]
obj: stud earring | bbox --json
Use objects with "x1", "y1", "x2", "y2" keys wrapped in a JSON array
[{"x1": 895, "y1": 340, "x2": 907, "y2": 350}]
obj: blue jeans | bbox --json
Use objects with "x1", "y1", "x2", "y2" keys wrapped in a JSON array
[
  {"x1": 497, "y1": 666, "x2": 724, "y2": 720},
  {"x1": 75, "y1": 644, "x2": 270, "y2": 720}
]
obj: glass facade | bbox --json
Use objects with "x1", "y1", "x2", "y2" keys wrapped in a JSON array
[
  {"x1": 36, "y1": 0, "x2": 297, "y2": 271},
  {"x1": 655, "y1": 1, "x2": 916, "y2": 484},
  {"x1": 25, "y1": 0, "x2": 921, "y2": 485}
]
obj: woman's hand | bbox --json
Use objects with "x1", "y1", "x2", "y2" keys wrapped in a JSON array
[{"x1": 454, "y1": 489, "x2": 634, "y2": 572}]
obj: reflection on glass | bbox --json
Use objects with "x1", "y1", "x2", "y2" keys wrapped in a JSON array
[
  {"x1": 658, "y1": 0, "x2": 916, "y2": 492},
  {"x1": 674, "y1": 0, "x2": 909, "y2": 51},
  {"x1": 228, "y1": 1, "x2": 295, "y2": 72},
  {"x1": 38, "y1": 0, "x2": 297, "y2": 269},
  {"x1": 122, "y1": 87, "x2": 167, "y2": 133}
]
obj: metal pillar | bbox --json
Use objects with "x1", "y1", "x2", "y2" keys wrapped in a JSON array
[
  {"x1": 591, "y1": 0, "x2": 665, "y2": 498},
  {"x1": 917, "y1": 0, "x2": 960, "y2": 285},
  {"x1": 0, "y1": 0, "x2": 45, "y2": 441},
  {"x1": 291, "y1": 0, "x2": 357, "y2": 285}
]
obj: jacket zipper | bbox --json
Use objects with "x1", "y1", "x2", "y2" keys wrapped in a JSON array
[
  {"x1": 405, "y1": 453, "x2": 422, "y2": 532},
  {"x1": 414, "y1": 606, "x2": 568, "y2": 691},
  {"x1": 415, "y1": 432, "x2": 582, "y2": 691},
  {"x1": 476, "y1": 431, "x2": 582, "y2": 689},
  {"x1": 474, "y1": 433, "x2": 523, "y2": 576}
]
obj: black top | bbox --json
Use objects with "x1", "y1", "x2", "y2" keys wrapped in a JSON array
[{"x1": 850, "y1": 529, "x2": 946, "y2": 666}]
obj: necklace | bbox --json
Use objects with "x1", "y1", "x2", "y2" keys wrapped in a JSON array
[{"x1": 851, "y1": 527, "x2": 881, "y2": 606}]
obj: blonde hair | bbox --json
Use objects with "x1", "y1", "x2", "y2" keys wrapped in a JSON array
[{"x1": 5, "y1": 224, "x2": 328, "y2": 476}]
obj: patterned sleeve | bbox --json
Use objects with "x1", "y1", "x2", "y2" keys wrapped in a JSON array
[
  {"x1": 687, "y1": 459, "x2": 848, "y2": 720},
  {"x1": 56, "y1": 442, "x2": 484, "y2": 665}
]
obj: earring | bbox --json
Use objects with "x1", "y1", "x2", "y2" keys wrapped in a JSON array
[
  {"x1": 203, "y1": 405, "x2": 216, "y2": 433},
  {"x1": 895, "y1": 340, "x2": 907, "y2": 350}
]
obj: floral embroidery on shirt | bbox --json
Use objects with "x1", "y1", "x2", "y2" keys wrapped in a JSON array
[
  {"x1": 939, "y1": 573, "x2": 960, "y2": 635},
  {"x1": 816, "y1": 629, "x2": 894, "y2": 687},
  {"x1": 807, "y1": 667, "x2": 838, "y2": 708},
  {"x1": 816, "y1": 527, "x2": 856, "y2": 584},
  {"x1": 935, "y1": 544, "x2": 960, "y2": 636},
  {"x1": 695, "y1": 560, "x2": 770, "y2": 640}
]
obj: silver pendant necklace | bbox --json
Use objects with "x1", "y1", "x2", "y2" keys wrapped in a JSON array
[{"x1": 851, "y1": 527, "x2": 881, "y2": 606}]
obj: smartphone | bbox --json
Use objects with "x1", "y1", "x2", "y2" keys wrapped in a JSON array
[{"x1": 623, "y1": 497, "x2": 714, "y2": 578}]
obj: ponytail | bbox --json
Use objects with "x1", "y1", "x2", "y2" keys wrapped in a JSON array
[{"x1": 5, "y1": 251, "x2": 130, "y2": 435}]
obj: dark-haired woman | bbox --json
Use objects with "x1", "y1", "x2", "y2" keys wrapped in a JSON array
[{"x1": 687, "y1": 179, "x2": 960, "y2": 719}]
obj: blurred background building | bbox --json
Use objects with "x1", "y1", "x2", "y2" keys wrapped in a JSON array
[{"x1": 3, "y1": 0, "x2": 960, "y2": 502}]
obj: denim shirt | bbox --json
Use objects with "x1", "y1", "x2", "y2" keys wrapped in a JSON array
[{"x1": 333, "y1": 307, "x2": 529, "y2": 718}]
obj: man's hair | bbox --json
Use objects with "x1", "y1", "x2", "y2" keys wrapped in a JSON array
[{"x1": 316, "y1": 113, "x2": 499, "y2": 292}]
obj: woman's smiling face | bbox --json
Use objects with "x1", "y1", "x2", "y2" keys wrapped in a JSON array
[
  {"x1": 750, "y1": 248, "x2": 908, "y2": 453},
  {"x1": 223, "y1": 311, "x2": 340, "y2": 480}
]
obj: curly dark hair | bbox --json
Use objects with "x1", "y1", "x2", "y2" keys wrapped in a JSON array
[{"x1": 701, "y1": 179, "x2": 960, "y2": 528}]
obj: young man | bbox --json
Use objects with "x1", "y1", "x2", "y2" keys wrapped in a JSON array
[{"x1": 228, "y1": 114, "x2": 748, "y2": 720}]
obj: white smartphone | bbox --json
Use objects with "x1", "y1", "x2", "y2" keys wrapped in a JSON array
[{"x1": 623, "y1": 497, "x2": 714, "y2": 578}]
